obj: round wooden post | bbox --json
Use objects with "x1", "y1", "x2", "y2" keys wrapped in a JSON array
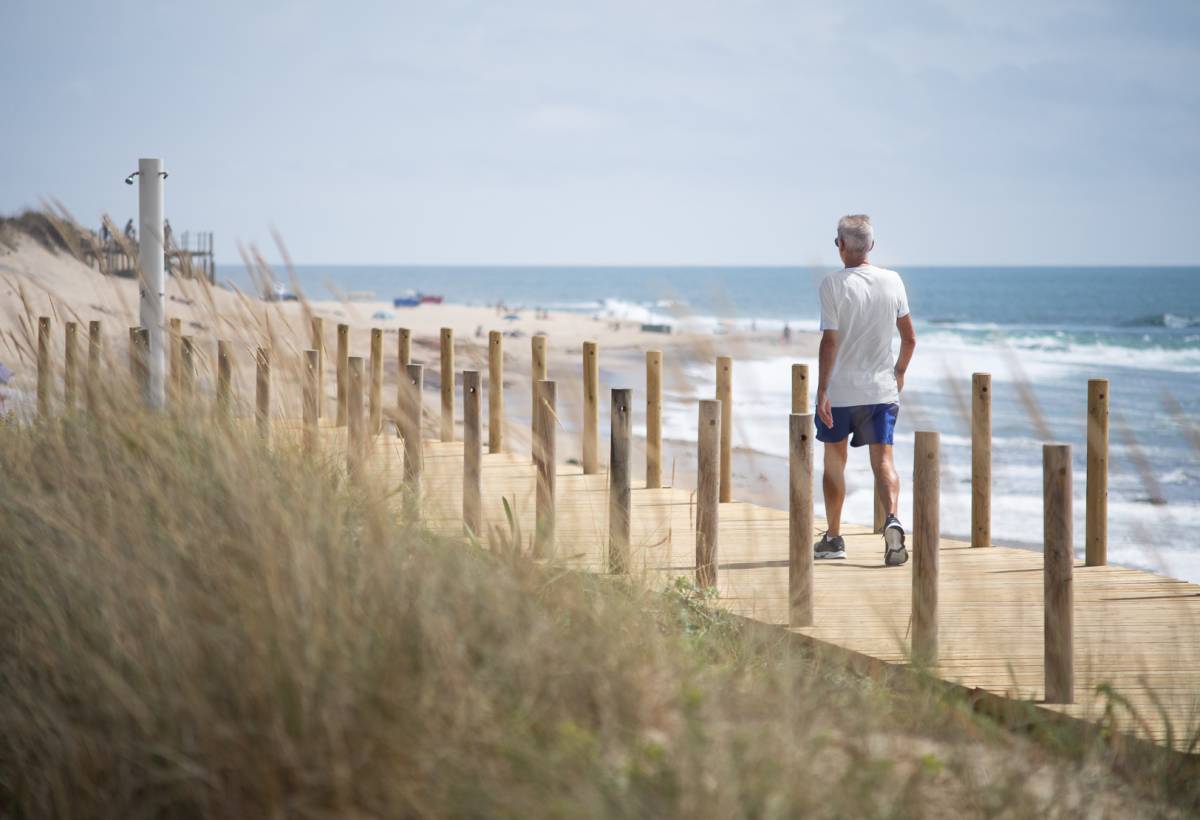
[
  {"x1": 972, "y1": 373, "x2": 992, "y2": 548},
  {"x1": 255, "y1": 347, "x2": 270, "y2": 439},
  {"x1": 1086, "y1": 379, "x2": 1109, "y2": 566},
  {"x1": 1044, "y1": 443, "x2": 1074, "y2": 704},
  {"x1": 303, "y1": 350, "x2": 319, "y2": 455},
  {"x1": 533, "y1": 379, "x2": 556, "y2": 559},
  {"x1": 335, "y1": 323, "x2": 349, "y2": 427},
  {"x1": 87, "y1": 320, "x2": 102, "y2": 413},
  {"x1": 180, "y1": 336, "x2": 195, "y2": 401},
  {"x1": 310, "y1": 317, "x2": 324, "y2": 419},
  {"x1": 646, "y1": 350, "x2": 662, "y2": 489},
  {"x1": 609, "y1": 388, "x2": 632, "y2": 574},
  {"x1": 488, "y1": 330, "x2": 504, "y2": 453},
  {"x1": 36, "y1": 316, "x2": 51, "y2": 418},
  {"x1": 531, "y1": 335, "x2": 548, "y2": 424},
  {"x1": 582, "y1": 341, "x2": 599, "y2": 474},
  {"x1": 64, "y1": 321, "x2": 79, "y2": 412},
  {"x1": 716, "y1": 356, "x2": 733, "y2": 503},
  {"x1": 789, "y1": 413, "x2": 815, "y2": 627},
  {"x1": 791, "y1": 363, "x2": 809, "y2": 414},
  {"x1": 463, "y1": 370, "x2": 483, "y2": 536},
  {"x1": 398, "y1": 327, "x2": 412, "y2": 367},
  {"x1": 402, "y1": 364, "x2": 424, "y2": 495},
  {"x1": 169, "y1": 317, "x2": 182, "y2": 399},
  {"x1": 440, "y1": 327, "x2": 454, "y2": 442},
  {"x1": 912, "y1": 431, "x2": 940, "y2": 665},
  {"x1": 215, "y1": 340, "x2": 232, "y2": 421},
  {"x1": 348, "y1": 357, "x2": 365, "y2": 477},
  {"x1": 369, "y1": 328, "x2": 383, "y2": 436},
  {"x1": 696, "y1": 399, "x2": 721, "y2": 588}
]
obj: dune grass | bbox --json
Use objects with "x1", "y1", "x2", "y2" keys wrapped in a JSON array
[{"x1": 0, "y1": 372, "x2": 1195, "y2": 819}]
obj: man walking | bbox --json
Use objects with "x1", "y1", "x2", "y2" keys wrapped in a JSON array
[{"x1": 814, "y1": 215, "x2": 917, "y2": 565}]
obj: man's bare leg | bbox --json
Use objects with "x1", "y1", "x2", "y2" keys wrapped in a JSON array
[
  {"x1": 868, "y1": 443, "x2": 900, "y2": 517},
  {"x1": 822, "y1": 439, "x2": 848, "y2": 536}
]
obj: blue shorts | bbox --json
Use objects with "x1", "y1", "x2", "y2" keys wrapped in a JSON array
[{"x1": 816, "y1": 403, "x2": 900, "y2": 447}]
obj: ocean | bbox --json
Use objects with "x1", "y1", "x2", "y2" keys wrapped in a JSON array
[{"x1": 227, "y1": 265, "x2": 1200, "y2": 582}]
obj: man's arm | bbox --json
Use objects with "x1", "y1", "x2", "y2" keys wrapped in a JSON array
[
  {"x1": 816, "y1": 329, "x2": 838, "y2": 427},
  {"x1": 895, "y1": 314, "x2": 916, "y2": 393}
]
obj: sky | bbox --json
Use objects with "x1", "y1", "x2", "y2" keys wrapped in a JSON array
[{"x1": 2, "y1": 0, "x2": 1198, "y2": 266}]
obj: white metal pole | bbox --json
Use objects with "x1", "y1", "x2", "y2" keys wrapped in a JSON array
[{"x1": 137, "y1": 157, "x2": 166, "y2": 409}]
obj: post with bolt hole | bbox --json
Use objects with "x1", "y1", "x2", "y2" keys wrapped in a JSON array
[
  {"x1": 336, "y1": 323, "x2": 349, "y2": 427},
  {"x1": 972, "y1": 373, "x2": 992, "y2": 548},
  {"x1": 582, "y1": 341, "x2": 599, "y2": 473},
  {"x1": 463, "y1": 370, "x2": 483, "y2": 536},
  {"x1": 370, "y1": 328, "x2": 383, "y2": 436},
  {"x1": 348, "y1": 357, "x2": 365, "y2": 478},
  {"x1": 1086, "y1": 380, "x2": 1109, "y2": 566},
  {"x1": 310, "y1": 317, "x2": 324, "y2": 419},
  {"x1": 401, "y1": 363, "x2": 424, "y2": 501},
  {"x1": 87, "y1": 320, "x2": 102, "y2": 414},
  {"x1": 912, "y1": 431, "x2": 939, "y2": 665},
  {"x1": 696, "y1": 399, "x2": 721, "y2": 588},
  {"x1": 64, "y1": 321, "x2": 79, "y2": 411},
  {"x1": 791, "y1": 363, "x2": 809, "y2": 414},
  {"x1": 790, "y1": 413, "x2": 815, "y2": 627},
  {"x1": 609, "y1": 388, "x2": 632, "y2": 573},
  {"x1": 440, "y1": 327, "x2": 454, "y2": 442}
]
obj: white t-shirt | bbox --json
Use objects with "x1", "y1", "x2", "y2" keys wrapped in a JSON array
[{"x1": 818, "y1": 264, "x2": 910, "y2": 407}]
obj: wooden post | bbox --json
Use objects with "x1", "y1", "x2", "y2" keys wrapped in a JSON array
[
  {"x1": 36, "y1": 316, "x2": 50, "y2": 418},
  {"x1": 401, "y1": 364, "x2": 424, "y2": 495},
  {"x1": 216, "y1": 340, "x2": 232, "y2": 421},
  {"x1": 791, "y1": 363, "x2": 809, "y2": 414},
  {"x1": 255, "y1": 347, "x2": 270, "y2": 439},
  {"x1": 1044, "y1": 443, "x2": 1074, "y2": 704},
  {"x1": 130, "y1": 327, "x2": 150, "y2": 403},
  {"x1": 64, "y1": 321, "x2": 79, "y2": 411},
  {"x1": 531, "y1": 335, "x2": 547, "y2": 423},
  {"x1": 609, "y1": 388, "x2": 632, "y2": 573},
  {"x1": 789, "y1": 413, "x2": 815, "y2": 627},
  {"x1": 1086, "y1": 379, "x2": 1109, "y2": 566},
  {"x1": 972, "y1": 373, "x2": 992, "y2": 548},
  {"x1": 646, "y1": 350, "x2": 662, "y2": 489},
  {"x1": 169, "y1": 317, "x2": 182, "y2": 399},
  {"x1": 303, "y1": 350, "x2": 319, "y2": 455},
  {"x1": 370, "y1": 328, "x2": 383, "y2": 436},
  {"x1": 696, "y1": 399, "x2": 721, "y2": 588},
  {"x1": 336, "y1": 323, "x2": 349, "y2": 427},
  {"x1": 533, "y1": 379, "x2": 556, "y2": 558},
  {"x1": 716, "y1": 356, "x2": 733, "y2": 503},
  {"x1": 398, "y1": 327, "x2": 412, "y2": 367},
  {"x1": 912, "y1": 431, "x2": 940, "y2": 665},
  {"x1": 87, "y1": 320, "x2": 102, "y2": 413},
  {"x1": 582, "y1": 341, "x2": 600, "y2": 473},
  {"x1": 463, "y1": 370, "x2": 483, "y2": 536},
  {"x1": 310, "y1": 317, "x2": 324, "y2": 419},
  {"x1": 440, "y1": 327, "x2": 454, "y2": 442},
  {"x1": 348, "y1": 357, "x2": 365, "y2": 477},
  {"x1": 180, "y1": 336, "x2": 195, "y2": 401},
  {"x1": 488, "y1": 330, "x2": 503, "y2": 453}
]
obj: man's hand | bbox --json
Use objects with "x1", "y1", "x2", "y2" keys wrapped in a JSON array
[
  {"x1": 895, "y1": 367, "x2": 905, "y2": 394},
  {"x1": 817, "y1": 391, "x2": 834, "y2": 428}
]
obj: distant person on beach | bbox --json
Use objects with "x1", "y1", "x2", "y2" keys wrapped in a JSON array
[
  {"x1": 814, "y1": 214, "x2": 917, "y2": 566},
  {"x1": 124, "y1": 219, "x2": 135, "y2": 240}
]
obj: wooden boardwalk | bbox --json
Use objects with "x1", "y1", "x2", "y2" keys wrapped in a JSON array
[{"x1": 333, "y1": 428, "x2": 1200, "y2": 753}]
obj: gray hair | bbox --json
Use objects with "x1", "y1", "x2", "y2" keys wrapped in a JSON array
[{"x1": 837, "y1": 214, "x2": 874, "y2": 253}]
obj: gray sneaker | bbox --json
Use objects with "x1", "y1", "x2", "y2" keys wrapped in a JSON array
[
  {"x1": 815, "y1": 532, "x2": 846, "y2": 560},
  {"x1": 883, "y1": 514, "x2": 908, "y2": 566}
]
